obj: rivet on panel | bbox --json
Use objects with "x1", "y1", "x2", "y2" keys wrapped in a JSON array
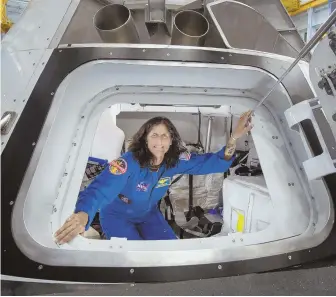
[
  {"x1": 221, "y1": 57, "x2": 224, "y2": 60},
  {"x1": 142, "y1": 49, "x2": 146, "y2": 52},
  {"x1": 32, "y1": 142, "x2": 36, "y2": 146},
  {"x1": 288, "y1": 255, "x2": 292, "y2": 260},
  {"x1": 232, "y1": 239, "x2": 235, "y2": 243},
  {"x1": 218, "y1": 264, "x2": 222, "y2": 270},
  {"x1": 167, "y1": 53, "x2": 170, "y2": 56},
  {"x1": 130, "y1": 268, "x2": 135, "y2": 274},
  {"x1": 9, "y1": 201, "x2": 14, "y2": 206},
  {"x1": 116, "y1": 87, "x2": 119, "y2": 91},
  {"x1": 109, "y1": 52, "x2": 113, "y2": 56},
  {"x1": 51, "y1": 92, "x2": 54, "y2": 95},
  {"x1": 38, "y1": 265, "x2": 43, "y2": 270}
]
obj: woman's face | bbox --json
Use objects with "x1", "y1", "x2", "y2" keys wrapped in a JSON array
[{"x1": 146, "y1": 123, "x2": 172, "y2": 159}]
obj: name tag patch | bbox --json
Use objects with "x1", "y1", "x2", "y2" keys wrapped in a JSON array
[
  {"x1": 136, "y1": 182, "x2": 150, "y2": 192},
  {"x1": 118, "y1": 194, "x2": 131, "y2": 204},
  {"x1": 156, "y1": 177, "x2": 172, "y2": 188}
]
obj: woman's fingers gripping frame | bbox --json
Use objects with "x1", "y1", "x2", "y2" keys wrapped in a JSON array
[{"x1": 55, "y1": 214, "x2": 85, "y2": 244}]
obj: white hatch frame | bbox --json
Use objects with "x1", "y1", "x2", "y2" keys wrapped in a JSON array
[{"x1": 11, "y1": 59, "x2": 333, "y2": 267}]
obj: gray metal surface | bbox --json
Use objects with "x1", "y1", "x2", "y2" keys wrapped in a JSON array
[
  {"x1": 206, "y1": 0, "x2": 300, "y2": 58},
  {"x1": 254, "y1": 9, "x2": 336, "y2": 110},
  {"x1": 59, "y1": 0, "x2": 305, "y2": 57},
  {"x1": 145, "y1": 0, "x2": 172, "y2": 38},
  {"x1": 2, "y1": 264, "x2": 336, "y2": 295},
  {"x1": 237, "y1": 0, "x2": 306, "y2": 53},
  {"x1": 93, "y1": 4, "x2": 140, "y2": 43},
  {"x1": 171, "y1": 10, "x2": 209, "y2": 46},
  {"x1": 146, "y1": 0, "x2": 166, "y2": 22},
  {"x1": 178, "y1": 0, "x2": 306, "y2": 53},
  {"x1": 60, "y1": 0, "x2": 170, "y2": 45}
]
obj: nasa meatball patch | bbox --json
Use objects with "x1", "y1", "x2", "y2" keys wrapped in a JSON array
[
  {"x1": 179, "y1": 151, "x2": 191, "y2": 161},
  {"x1": 136, "y1": 182, "x2": 150, "y2": 192},
  {"x1": 109, "y1": 158, "x2": 127, "y2": 175}
]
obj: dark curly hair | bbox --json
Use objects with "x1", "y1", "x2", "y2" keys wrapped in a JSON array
[{"x1": 128, "y1": 117, "x2": 187, "y2": 168}]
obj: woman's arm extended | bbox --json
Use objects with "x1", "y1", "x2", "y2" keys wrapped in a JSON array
[
  {"x1": 224, "y1": 111, "x2": 253, "y2": 160},
  {"x1": 55, "y1": 153, "x2": 134, "y2": 244},
  {"x1": 172, "y1": 111, "x2": 253, "y2": 175}
]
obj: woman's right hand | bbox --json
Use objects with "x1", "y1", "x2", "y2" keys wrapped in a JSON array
[{"x1": 54, "y1": 211, "x2": 88, "y2": 245}]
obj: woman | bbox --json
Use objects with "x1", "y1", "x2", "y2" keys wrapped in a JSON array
[{"x1": 55, "y1": 111, "x2": 253, "y2": 243}]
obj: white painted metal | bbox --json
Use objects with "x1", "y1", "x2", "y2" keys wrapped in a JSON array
[
  {"x1": 90, "y1": 106, "x2": 125, "y2": 161},
  {"x1": 2, "y1": 0, "x2": 74, "y2": 51},
  {"x1": 10, "y1": 59, "x2": 332, "y2": 268},
  {"x1": 222, "y1": 176, "x2": 271, "y2": 234},
  {"x1": 285, "y1": 100, "x2": 336, "y2": 180},
  {"x1": 0, "y1": 48, "x2": 52, "y2": 150}
]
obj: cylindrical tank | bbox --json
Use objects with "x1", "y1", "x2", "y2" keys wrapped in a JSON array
[
  {"x1": 93, "y1": 4, "x2": 140, "y2": 43},
  {"x1": 171, "y1": 10, "x2": 209, "y2": 46}
]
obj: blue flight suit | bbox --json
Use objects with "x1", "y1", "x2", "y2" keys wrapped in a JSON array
[{"x1": 75, "y1": 147, "x2": 234, "y2": 240}]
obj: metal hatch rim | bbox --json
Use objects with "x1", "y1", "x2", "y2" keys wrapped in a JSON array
[{"x1": 2, "y1": 45, "x2": 335, "y2": 283}]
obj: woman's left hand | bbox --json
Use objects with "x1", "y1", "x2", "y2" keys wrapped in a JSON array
[{"x1": 232, "y1": 110, "x2": 253, "y2": 139}]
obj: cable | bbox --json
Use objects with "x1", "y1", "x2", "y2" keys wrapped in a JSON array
[{"x1": 197, "y1": 109, "x2": 202, "y2": 148}]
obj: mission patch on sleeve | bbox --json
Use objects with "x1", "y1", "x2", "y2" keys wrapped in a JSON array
[
  {"x1": 109, "y1": 158, "x2": 128, "y2": 175},
  {"x1": 179, "y1": 151, "x2": 191, "y2": 161}
]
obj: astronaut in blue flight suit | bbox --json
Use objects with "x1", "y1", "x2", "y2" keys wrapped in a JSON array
[{"x1": 55, "y1": 111, "x2": 253, "y2": 243}]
